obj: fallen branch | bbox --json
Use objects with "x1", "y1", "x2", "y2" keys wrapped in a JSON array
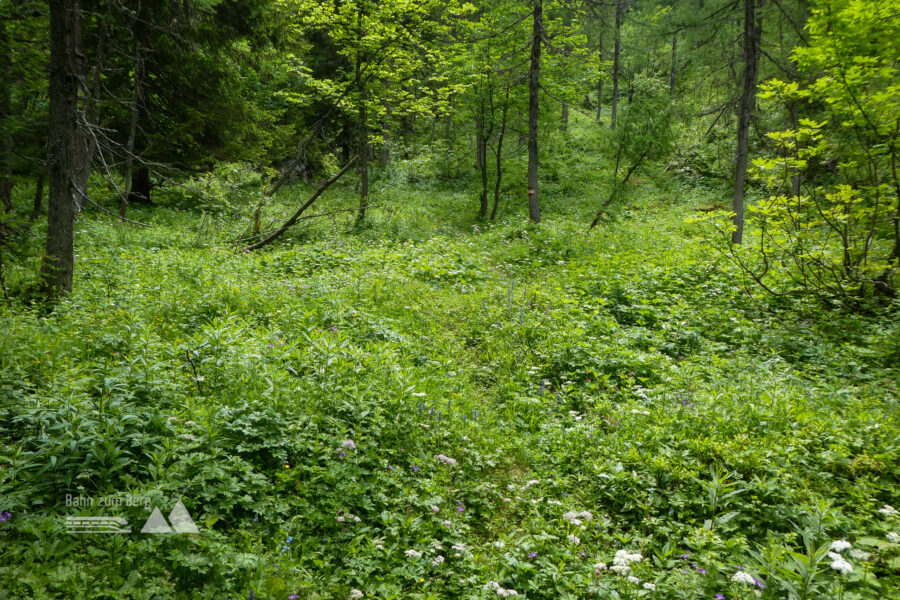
[
  {"x1": 242, "y1": 156, "x2": 358, "y2": 252},
  {"x1": 235, "y1": 205, "x2": 381, "y2": 244}
]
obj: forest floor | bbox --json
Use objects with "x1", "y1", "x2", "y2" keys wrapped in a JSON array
[{"x1": 1, "y1": 175, "x2": 899, "y2": 599}]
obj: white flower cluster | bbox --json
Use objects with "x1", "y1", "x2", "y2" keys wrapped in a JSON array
[
  {"x1": 828, "y1": 540, "x2": 854, "y2": 574},
  {"x1": 643, "y1": 582, "x2": 656, "y2": 591},
  {"x1": 436, "y1": 454, "x2": 457, "y2": 465},
  {"x1": 441, "y1": 520, "x2": 453, "y2": 527},
  {"x1": 593, "y1": 562, "x2": 607, "y2": 572},
  {"x1": 483, "y1": 581, "x2": 519, "y2": 596},
  {"x1": 525, "y1": 480, "x2": 540, "y2": 487},
  {"x1": 405, "y1": 549, "x2": 422, "y2": 558},
  {"x1": 626, "y1": 576, "x2": 640, "y2": 584},
  {"x1": 567, "y1": 534, "x2": 581, "y2": 545},
  {"x1": 562, "y1": 510, "x2": 594, "y2": 527},
  {"x1": 878, "y1": 504, "x2": 898, "y2": 517},
  {"x1": 732, "y1": 571, "x2": 756, "y2": 585},
  {"x1": 430, "y1": 505, "x2": 441, "y2": 513},
  {"x1": 349, "y1": 590, "x2": 363, "y2": 599},
  {"x1": 887, "y1": 532, "x2": 900, "y2": 543},
  {"x1": 828, "y1": 552, "x2": 853, "y2": 574},
  {"x1": 452, "y1": 543, "x2": 466, "y2": 552},
  {"x1": 830, "y1": 539, "x2": 852, "y2": 552},
  {"x1": 341, "y1": 439, "x2": 356, "y2": 450},
  {"x1": 610, "y1": 550, "x2": 642, "y2": 575},
  {"x1": 336, "y1": 511, "x2": 361, "y2": 523},
  {"x1": 432, "y1": 555, "x2": 445, "y2": 567}
]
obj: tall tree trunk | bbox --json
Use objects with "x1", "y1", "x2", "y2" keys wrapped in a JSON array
[
  {"x1": 669, "y1": 33, "x2": 677, "y2": 97},
  {"x1": 611, "y1": 0, "x2": 623, "y2": 129},
  {"x1": 476, "y1": 99, "x2": 488, "y2": 219},
  {"x1": 732, "y1": 0, "x2": 761, "y2": 245},
  {"x1": 127, "y1": 164, "x2": 152, "y2": 205},
  {"x1": 41, "y1": 0, "x2": 88, "y2": 296},
  {"x1": 596, "y1": 77, "x2": 603, "y2": 123},
  {"x1": 527, "y1": 0, "x2": 542, "y2": 223},
  {"x1": 355, "y1": 50, "x2": 369, "y2": 224},
  {"x1": 0, "y1": 17, "x2": 13, "y2": 213},
  {"x1": 491, "y1": 87, "x2": 509, "y2": 221},
  {"x1": 121, "y1": 43, "x2": 143, "y2": 223},
  {"x1": 30, "y1": 169, "x2": 46, "y2": 223},
  {"x1": 380, "y1": 109, "x2": 390, "y2": 166}
]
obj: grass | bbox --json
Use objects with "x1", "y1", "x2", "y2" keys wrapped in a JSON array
[{"x1": 1, "y1": 151, "x2": 899, "y2": 599}]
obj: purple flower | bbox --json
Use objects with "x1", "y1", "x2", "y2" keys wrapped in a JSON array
[
  {"x1": 680, "y1": 553, "x2": 690, "y2": 559},
  {"x1": 715, "y1": 595, "x2": 725, "y2": 600},
  {"x1": 330, "y1": 326, "x2": 338, "y2": 332},
  {"x1": 289, "y1": 595, "x2": 299, "y2": 599},
  {"x1": 388, "y1": 465, "x2": 395, "y2": 470},
  {"x1": 339, "y1": 452, "x2": 346, "y2": 458},
  {"x1": 249, "y1": 590, "x2": 256, "y2": 600},
  {"x1": 412, "y1": 466, "x2": 419, "y2": 472},
  {"x1": 0, "y1": 511, "x2": 11, "y2": 522},
  {"x1": 529, "y1": 552, "x2": 537, "y2": 558},
  {"x1": 698, "y1": 568, "x2": 706, "y2": 574}
]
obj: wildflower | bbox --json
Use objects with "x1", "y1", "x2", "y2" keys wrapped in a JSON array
[
  {"x1": 829, "y1": 557, "x2": 853, "y2": 574},
  {"x1": 484, "y1": 581, "x2": 501, "y2": 591},
  {"x1": 412, "y1": 466, "x2": 420, "y2": 472},
  {"x1": 567, "y1": 534, "x2": 581, "y2": 545},
  {"x1": 731, "y1": 571, "x2": 756, "y2": 586},
  {"x1": 563, "y1": 510, "x2": 593, "y2": 526},
  {"x1": 442, "y1": 520, "x2": 452, "y2": 527},
  {"x1": 525, "y1": 479, "x2": 540, "y2": 487},
  {"x1": 412, "y1": 392, "x2": 427, "y2": 397},
  {"x1": 830, "y1": 540, "x2": 852, "y2": 553},
  {"x1": 432, "y1": 555, "x2": 445, "y2": 567},
  {"x1": 341, "y1": 439, "x2": 357, "y2": 450},
  {"x1": 436, "y1": 454, "x2": 457, "y2": 465},
  {"x1": 349, "y1": 591, "x2": 363, "y2": 600},
  {"x1": 184, "y1": 420, "x2": 197, "y2": 427},
  {"x1": 593, "y1": 562, "x2": 607, "y2": 572},
  {"x1": 627, "y1": 576, "x2": 640, "y2": 584},
  {"x1": 405, "y1": 549, "x2": 422, "y2": 558},
  {"x1": 339, "y1": 452, "x2": 346, "y2": 458},
  {"x1": 452, "y1": 544, "x2": 466, "y2": 552},
  {"x1": 0, "y1": 511, "x2": 11, "y2": 522},
  {"x1": 715, "y1": 595, "x2": 725, "y2": 600},
  {"x1": 528, "y1": 552, "x2": 537, "y2": 559},
  {"x1": 849, "y1": 549, "x2": 870, "y2": 561},
  {"x1": 697, "y1": 568, "x2": 706, "y2": 575},
  {"x1": 179, "y1": 433, "x2": 199, "y2": 442},
  {"x1": 887, "y1": 532, "x2": 900, "y2": 543},
  {"x1": 878, "y1": 505, "x2": 899, "y2": 517},
  {"x1": 375, "y1": 543, "x2": 384, "y2": 551},
  {"x1": 610, "y1": 565, "x2": 630, "y2": 575},
  {"x1": 496, "y1": 589, "x2": 518, "y2": 597},
  {"x1": 430, "y1": 505, "x2": 440, "y2": 513},
  {"x1": 494, "y1": 540, "x2": 505, "y2": 548},
  {"x1": 289, "y1": 595, "x2": 299, "y2": 600},
  {"x1": 643, "y1": 582, "x2": 656, "y2": 591}
]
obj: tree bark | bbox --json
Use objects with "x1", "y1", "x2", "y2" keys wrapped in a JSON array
[
  {"x1": 0, "y1": 16, "x2": 13, "y2": 213},
  {"x1": 732, "y1": 0, "x2": 761, "y2": 245},
  {"x1": 30, "y1": 169, "x2": 46, "y2": 223},
  {"x1": 491, "y1": 87, "x2": 509, "y2": 221},
  {"x1": 355, "y1": 50, "x2": 369, "y2": 224},
  {"x1": 527, "y1": 0, "x2": 542, "y2": 223},
  {"x1": 127, "y1": 164, "x2": 152, "y2": 205},
  {"x1": 476, "y1": 103, "x2": 488, "y2": 219},
  {"x1": 41, "y1": 0, "x2": 88, "y2": 296},
  {"x1": 611, "y1": 0, "x2": 623, "y2": 129},
  {"x1": 121, "y1": 43, "x2": 143, "y2": 223},
  {"x1": 669, "y1": 33, "x2": 677, "y2": 97}
]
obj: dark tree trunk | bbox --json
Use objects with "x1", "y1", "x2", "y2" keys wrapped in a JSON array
[
  {"x1": 128, "y1": 164, "x2": 152, "y2": 205},
  {"x1": 30, "y1": 170, "x2": 46, "y2": 223},
  {"x1": 0, "y1": 17, "x2": 12, "y2": 213},
  {"x1": 669, "y1": 33, "x2": 677, "y2": 97},
  {"x1": 527, "y1": 0, "x2": 542, "y2": 223},
  {"x1": 355, "y1": 49, "x2": 369, "y2": 224},
  {"x1": 491, "y1": 89, "x2": 509, "y2": 221},
  {"x1": 611, "y1": 0, "x2": 623, "y2": 129},
  {"x1": 380, "y1": 110, "x2": 390, "y2": 166},
  {"x1": 121, "y1": 43, "x2": 143, "y2": 223},
  {"x1": 732, "y1": 0, "x2": 761, "y2": 245},
  {"x1": 41, "y1": 0, "x2": 88, "y2": 297},
  {"x1": 596, "y1": 77, "x2": 603, "y2": 123},
  {"x1": 476, "y1": 105, "x2": 488, "y2": 219}
]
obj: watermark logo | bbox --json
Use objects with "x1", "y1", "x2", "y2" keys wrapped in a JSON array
[
  {"x1": 65, "y1": 497, "x2": 198, "y2": 535},
  {"x1": 141, "y1": 500, "x2": 199, "y2": 534},
  {"x1": 65, "y1": 516, "x2": 131, "y2": 534}
]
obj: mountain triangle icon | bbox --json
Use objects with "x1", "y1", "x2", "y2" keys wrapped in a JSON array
[{"x1": 140, "y1": 500, "x2": 199, "y2": 534}]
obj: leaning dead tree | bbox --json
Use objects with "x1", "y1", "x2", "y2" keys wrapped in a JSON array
[{"x1": 242, "y1": 156, "x2": 358, "y2": 252}]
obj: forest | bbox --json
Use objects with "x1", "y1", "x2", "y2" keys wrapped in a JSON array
[{"x1": 0, "y1": 0, "x2": 899, "y2": 598}]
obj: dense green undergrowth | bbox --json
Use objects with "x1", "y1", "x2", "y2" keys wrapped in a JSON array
[{"x1": 1, "y1": 171, "x2": 899, "y2": 599}]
